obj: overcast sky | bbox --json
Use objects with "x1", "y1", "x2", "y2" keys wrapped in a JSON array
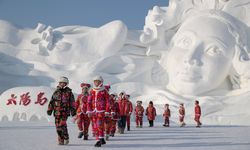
[{"x1": 0, "y1": 0, "x2": 168, "y2": 29}]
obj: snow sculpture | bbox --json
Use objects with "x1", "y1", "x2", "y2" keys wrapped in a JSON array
[
  {"x1": 141, "y1": 0, "x2": 250, "y2": 96},
  {"x1": 35, "y1": 22, "x2": 47, "y2": 33},
  {"x1": 31, "y1": 24, "x2": 57, "y2": 55},
  {"x1": 29, "y1": 20, "x2": 127, "y2": 62}
]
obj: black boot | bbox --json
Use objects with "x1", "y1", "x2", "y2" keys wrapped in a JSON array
[
  {"x1": 78, "y1": 132, "x2": 84, "y2": 138},
  {"x1": 94, "y1": 141, "x2": 102, "y2": 147},
  {"x1": 100, "y1": 138, "x2": 106, "y2": 145},
  {"x1": 121, "y1": 128, "x2": 125, "y2": 134},
  {"x1": 127, "y1": 126, "x2": 130, "y2": 131},
  {"x1": 149, "y1": 121, "x2": 154, "y2": 127},
  {"x1": 57, "y1": 137, "x2": 64, "y2": 145},
  {"x1": 118, "y1": 127, "x2": 122, "y2": 134},
  {"x1": 106, "y1": 135, "x2": 109, "y2": 141},
  {"x1": 148, "y1": 121, "x2": 151, "y2": 127},
  {"x1": 83, "y1": 135, "x2": 88, "y2": 140}
]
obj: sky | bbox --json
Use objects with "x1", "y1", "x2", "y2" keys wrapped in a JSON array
[{"x1": 0, "y1": 0, "x2": 168, "y2": 30}]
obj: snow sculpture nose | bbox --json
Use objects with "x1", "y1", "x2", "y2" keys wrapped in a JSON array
[{"x1": 183, "y1": 45, "x2": 203, "y2": 67}]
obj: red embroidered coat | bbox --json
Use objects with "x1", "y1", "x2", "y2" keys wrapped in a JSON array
[
  {"x1": 195, "y1": 105, "x2": 201, "y2": 116},
  {"x1": 146, "y1": 104, "x2": 157, "y2": 120},
  {"x1": 118, "y1": 98, "x2": 131, "y2": 116},
  {"x1": 127, "y1": 100, "x2": 133, "y2": 115},
  {"x1": 87, "y1": 87, "x2": 110, "y2": 113},
  {"x1": 110, "y1": 97, "x2": 120, "y2": 120},
  {"x1": 47, "y1": 86, "x2": 76, "y2": 117},
  {"x1": 135, "y1": 105, "x2": 144, "y2": 117},
  {"x1": 163, "y1": 108, "x2": 171, "y2": 118},
  {"x1": 75, "y1": 93, "x2": 89, "y2": 115}
]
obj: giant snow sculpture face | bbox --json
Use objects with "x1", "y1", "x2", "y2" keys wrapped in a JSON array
[{"x1": 165, "y1": 15, "x2": 236, "y2": 95}]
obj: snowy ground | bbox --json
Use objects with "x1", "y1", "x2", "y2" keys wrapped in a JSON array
[{"x1": 0, "y1": 121, "x2": 250, "y2": 150}]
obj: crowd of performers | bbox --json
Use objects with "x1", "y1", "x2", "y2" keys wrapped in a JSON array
[{"x1": 47, "y1": 76, "x2": 202, "y2": 147}]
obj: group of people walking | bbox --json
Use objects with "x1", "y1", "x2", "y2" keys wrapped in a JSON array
[
  {"x1": 47, "y1": 75, "x2": 133, "y2": 147},
  {"x1": 47, "y1": 76, "x2": 202, "y2": 147},
  {"x1": 162, "y1": 102, "x2": 202, "y2": 128},
  {"x1": 134, "y1": 100, "x2": 202, "y2": 128}
]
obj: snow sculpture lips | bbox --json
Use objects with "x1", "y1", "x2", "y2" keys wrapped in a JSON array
[{"x1": 177, "y1": 69, "x2": 202, "y2": 82}]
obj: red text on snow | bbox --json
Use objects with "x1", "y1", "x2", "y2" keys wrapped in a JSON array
[{"x1": 6, "y1": 92, "x2": 48, "y2": 106}]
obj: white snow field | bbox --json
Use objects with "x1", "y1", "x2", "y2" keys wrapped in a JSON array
[
  {"x1": 0, "y1": 122, "x2": 250, "y2": 150},
  {"x1": 1, "y1": 0, "x2": 250, "y2": 149}
]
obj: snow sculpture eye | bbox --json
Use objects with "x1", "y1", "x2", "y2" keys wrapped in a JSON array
[
  {"x1": 205, "y1": 45, "x2": 224, "y2": 56},
  {"x1": 174, "y1": 36, "x2": 193, "y2": 49}
]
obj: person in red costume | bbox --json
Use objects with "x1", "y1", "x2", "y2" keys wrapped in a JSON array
[
  {"x1": 126, "y1": 94, "x2": 133, "y2": 131},
  {"x1": 47, "y1": 76, "x2": 76, "y2": 145},
  {"x1": 134, "y1": 100, "x2": 144, "y2": 128},
  {"x1": 104, "y1": 85, "x2": 112, "y2": 141},
  {"x1": 194, "y1": 100, "x2": 202, "y2": 128},
  {"x1": 87, "y1": 75, "x2": 110, "y2": 147},
  {"x1": 145, "y1": 101, "x2": 157, "y2": 127},
  {"x1": 75, "y1": 83, "x2": 91, "y2": 140},
  {"x1": 109, "y1": 93, "x2": 120, "y2": 137},
  {"x1": 163, "y1": 104, "x2": 171, "y2": 127},
  {"x1": 179, "y1": 103, "x2": 186, "y2": 127},
  {"x1": 117, "y1": 91, "x2": 130, "y2": 134}
]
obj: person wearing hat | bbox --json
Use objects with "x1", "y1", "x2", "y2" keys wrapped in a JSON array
[
  {"x1": 117, "y1": 91, "x2": 130, "y2": 134},
  {"x1": 179, "y1": 103, "x2": 186, "y2": 127},
  {"x1": 125, "y1": 94, "x2": 133, "y2": 131},
  {"x1": 103, "y1": 85, "x2": 112, "y2": 141},
  {"x1": 163, "y1": 104, "x2": 171, "y2": 127},
  {"x1": 75, "y1": 83, "x2": 91, "y2": 140},
  {"x1": 145, "y1": 101, "x2": 157, "y2": 127},
  {"x1": 134, "y1": 101, "x2": 144, "y2": 128},
  {"x1": 104, "y1": 85, "x2": 111, "y2": 91},
  {"x1": 87, "y1": 75, "x2": 110, "y2": 147},
  {"x1": 194, "y1": 100, "x2": 202, "y2": 128},
  {"x1": 109, "y1": 93, "x2": 120, "y2": 137},
  {"x1": 47, "y1": 76, "x2": 76, "y2": 145}
]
